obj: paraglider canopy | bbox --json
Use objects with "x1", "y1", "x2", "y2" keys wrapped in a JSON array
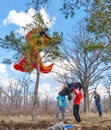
[{"x1": 13, "y1": 27, "x2": 57, "y2": 74}]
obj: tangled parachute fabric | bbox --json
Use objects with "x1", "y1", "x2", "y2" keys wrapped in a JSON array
[{"x1": 13, "y1": 28, "x2": 57, "y2": 73}]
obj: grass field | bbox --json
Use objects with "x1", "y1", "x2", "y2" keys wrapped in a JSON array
[{"x1": 0, "y1": 113, "x2": 110, "y2": 130}]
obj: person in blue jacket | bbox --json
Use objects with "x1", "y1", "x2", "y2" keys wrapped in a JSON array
[{"x1": 55, "y1": 85, "x2": 67, "y2": 124}]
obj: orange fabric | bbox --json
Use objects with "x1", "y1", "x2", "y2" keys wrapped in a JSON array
[
  {"x1": 13, "y1": 28, "x2": 57, "y2": 73},
  {"x1": 39, "y1": 63, "x2": 54, "y2": 73}
]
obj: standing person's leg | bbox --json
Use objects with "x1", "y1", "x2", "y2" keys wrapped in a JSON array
[
  {"x1": 73, "y1": 104, "x2": 81, "y2": 123},
  {"x1": 98, "y1": 103, "x2": 102, "y2": 116},
  {"x1": 55, "y1": 106, "x2": 60, "y2": 123},
  {"x1": 73, "y1": 105, "x2": 78, "y2": 122},
  {"x1": 76, "y1": 105, "x2": 81, "y2": 122},
  {"x1": 61, "y1": 106, "x2": 66, "y2": 122},
  {"x1": 96, "y1": 102, "x2": 102, "y2": 116}
]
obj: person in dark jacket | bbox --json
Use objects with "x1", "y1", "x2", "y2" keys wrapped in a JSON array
[
  {"x1": 73, "y1": 87, "x2": 82, "y2": 123},
  {"x1": 94, "y1": 91, "x2": 102, "y2": 116}
]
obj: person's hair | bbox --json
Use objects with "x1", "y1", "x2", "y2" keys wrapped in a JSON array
[
  {"x1": 62, "y1": 85, "x2": 66, "y2": 88},
  {"x1": 94, "y1": 90, "x2": 97, "y2": 93}
]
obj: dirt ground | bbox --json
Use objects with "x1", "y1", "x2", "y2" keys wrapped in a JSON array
[
  {"x1": 0, "y1": 120, "x2": 111, "y2": 130},
  {"x1": 0, "y1": 114, "x2": 111, "y2": 130}
]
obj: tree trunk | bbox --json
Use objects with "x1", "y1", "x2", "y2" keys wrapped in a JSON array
[
  {"x1": 87, "y1": 93, "x2": 91, "y2": 113},
  {"x1": 32, "y1": 70, "x2": 40, "y2": 122},
  {"x1": 83, "y1": 88, "x2": 89, "y2": 114},
  {"x1": 83, "y1": 92, "x2": 87, "y2": 114}
]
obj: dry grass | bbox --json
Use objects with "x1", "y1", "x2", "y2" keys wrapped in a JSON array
[
  {"x1": 66, "y1": 113, "x2": 111, "y2": 124},
  {"x1": 0, "y1": 112, "x2": 111, "y2": 124},
  {"x1": 0, "y1": 113, "x2": 110, "y2": 130}
]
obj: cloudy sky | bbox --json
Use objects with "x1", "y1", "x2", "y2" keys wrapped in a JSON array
[{"x1": 0, "y1": 0, "x2": 85, "y2": 97}]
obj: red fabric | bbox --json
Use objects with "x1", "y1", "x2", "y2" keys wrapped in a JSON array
[
  {"x1": 13, "y1": 28, "x2": 56, "y2": 74},
  {"x1": 73, "y1": 89, "x2": 82, "y2": 105},
  {"x1": 13, "y1": 55, "x2": 54, "y2": 73},
  {"x1": 13, "y1": 56, "x2": 34, "y2": 72}
]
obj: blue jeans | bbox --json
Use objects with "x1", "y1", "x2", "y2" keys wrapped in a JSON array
[
  {"x1": 55, "y1": 106, "x2": 66, "y2": 123},
  {"x1": 96, "y1": 102, "x2": 102, "y2": 116}
]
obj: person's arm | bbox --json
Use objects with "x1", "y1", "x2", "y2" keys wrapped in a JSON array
[
  {"x1": 94, "y1": 95, "x2": 96, "y2": 99},
  {"x1": 73, "y1": 88, "x2": 79, "y2": 95},
  {"x1": 73, "y1": 88, "x2": 82, "y2": 98}
]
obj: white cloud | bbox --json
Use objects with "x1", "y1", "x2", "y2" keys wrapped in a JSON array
[
  {"x1": 38, "y1": 83, "x2": 51, "y2": 99},
  {"x1": 3, "y1": 8, "x2": 56, "y2": 35},
  {"x1": 0, "y1": 64, "x2": 7, "y2": 73},
  {"x1": 0, "y1": 64, "x2": 21, "y2": 90},
  {"x1": 38, "y1": 83, "x2": 60, "y2": 99},
  {"x1": 30, "y1": 58, "x2": 74, "y2": 90},
  {"x1": 89, "y1": 84, "x2": 108, "y2": 96},
  {"x1": 40, "y1": 8, "x2": 56, "y2": 28},
  {"x1": 0, "y1": 76, "x2": 21, "y2": 92},
  {"x1": 39, "y1": 83, "x2": 51, "y2": 94},
  {"x1": 96, "y1": 84, "x2": 108, "y2": 94},
  {"x1": 3, "y1": 8, "x2": 35, "y2": 26},
  {"x1": 29, "y1": 59, "x2": 73, "y2": 99},
  {"x1": 0, "y1": 75, "x2": 7, "y2": 86},
  {"x1": 0, "y1": 64, "x2": 10, "y2": 89},
  {"x1": 39, "y1": 59, "x2": 73, "y2": 82}
]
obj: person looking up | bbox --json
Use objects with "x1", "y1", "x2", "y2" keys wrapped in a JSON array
[
  {"x1": 73, "y1": 87, "x2": 82, "y2": 123},
  {"x1": 55, "y1": 85, "x2": 67, "y2": 124},
  {"x1": 94, "y1": 90, "x2": 102, "y2": 116}
]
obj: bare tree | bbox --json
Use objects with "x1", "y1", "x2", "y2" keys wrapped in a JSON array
[
  {"x1": 0, "y1": 75, "x2": 35, "y2": 115},
  {"x1": 19, "y1": 76, "x2": 33, "y2": 108},
  {"x1": 58, "y1": 21, "x2": 111, "y2": 114},
  {"x1": 102, "y1": 75, "x2": 111, "y2": 112}
]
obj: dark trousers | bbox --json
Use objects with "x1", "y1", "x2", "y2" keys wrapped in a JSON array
[{"x1": 73, "y1": 104, "x2": 81, "y2": 123}]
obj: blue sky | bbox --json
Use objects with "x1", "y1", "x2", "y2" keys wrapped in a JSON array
[{"x1": 0, "y1": 0, "x2": 87, "y2": 97}]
